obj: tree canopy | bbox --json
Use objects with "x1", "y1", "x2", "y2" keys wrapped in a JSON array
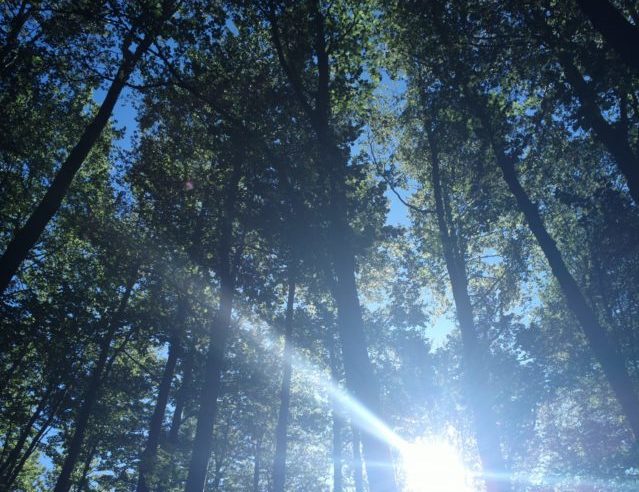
[{"x1": 1, "y1": 1, "x2": 638, "y2": 491}]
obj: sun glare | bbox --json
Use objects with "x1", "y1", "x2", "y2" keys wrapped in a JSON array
[{"x1": 400, "y1": 439, "x2": 472, "y2": 492}]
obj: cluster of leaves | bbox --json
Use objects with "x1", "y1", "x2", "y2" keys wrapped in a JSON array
[{"x1": 1, "y1": 1, "x2": 638, "y2": 491}]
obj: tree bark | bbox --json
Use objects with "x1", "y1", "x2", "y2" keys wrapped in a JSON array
[
  {"x1": 184, "y1": 159, "x2": 242, "y2": 492},
  {"x1": 168, "y1": 350, "x2": 194, "y2": 445},
  {"x1": 427, "y1": 126, "x2": 511, "y2": 492},
  {"x1": 3, "y1": 389, "x2": 66, "y2": 489},
  {"x1": 269, "y1": 4, "x2": 398, "y2": 488},
  {"x1": 351, "y1": 426, "x2": 364, "y2": 492},
  {"x1": 576, "y1": 0, "x2": 639, "y2": 71},
  {"x1": 473, "y1": 103, "x2": 639, "y2": 442},
  {"x1": 328, "y1": 332, "x2": 343, "y2": 492},
  {"x1": 137, "y1": 299, "x2": 185, "y2": 492},
  {"x1": 272, "y1": 265, "x2": 296, "y2": 492},
  {"x1": 0, "y1": 386, "x2": 50, "y2": 481},
  {"x1": 53, "y1": 274, "x2": 136, "y2": 492},
  {"x1": 183, "y1": 283, "x2": 234, "y2": 492},
  {"x1": 0, "y1": 32, "x2": 152, "y2": 295},
  {"x1": 252, "y1": 436, "x2": 262, "y2": 492},
  {"x1": 554, "y1": 51, "x2": 639, "y2": 204},
  {"x1": 75, "y1": 445, "x2": 96, "y2": 492}
]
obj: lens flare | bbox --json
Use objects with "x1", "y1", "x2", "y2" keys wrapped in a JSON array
[{"x1": 400, "y1": 439, "x2": 471, "y2": 492}]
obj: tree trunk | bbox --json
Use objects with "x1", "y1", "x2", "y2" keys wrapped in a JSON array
[
  {"x1": 0, "y1": 387, "x2": 50, "y2": 480},
  {"x1": 328, "y1": 333, "x2": 343, "y2": 492},
  {"x1": 475, "y1": 105, "x2": 639, "y2": 441},
  {"x1": 272, "y1": 265, "x2": 296, "y2": 492},
  {"x1": 183, "y1": 284, "x2": 234, "y2": 492},
  {"x1": 168, "y1": 350, "x2": 194, "y2": 445},
  {"x1": 137, "y1": 300, "x2": 185, "y2": 492},
  {"x1": 315, "y1": 9, "x2": 397, "y2": 491},
  {"x1": 332, "y1": 412, "x2": 343, "y2": 492},
  {"x1": 553, "y1": 51, "x2": 639, "y2": 204},
  {"x1": 75, "y1": 445, "x2": 96, "y2": 492},
  {"x1": 351, "y1": 426, "x2": 364, "y2": 492},
  {"x1": 184, "y1": 159, "x2": 242, "y2": 492},
  {"x1": 252, "y1": 436, "x2": 262, "y2": 492},
  {"x1": 576, "y1": 0, "x2": 639, "y2": 71},
  {"x1": 427, "y1": 127, "x2": 510, "y2": 492},
  {"x1": 53, "y1": 275, "x2": 136, "y2": 492},
  {"x1": 3, "y1": 389, "x2": 67, "y2": 489},
  {"x1": 271, "y1": 5, "x2": 398, "y2": 488},
  {"x1": 0, "y1": 33, "x2": 152, "y2": 295}
]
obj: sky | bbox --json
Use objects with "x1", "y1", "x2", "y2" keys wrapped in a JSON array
[{"x1": 96, "y1": 72, "x2": 455, "y2": 350}]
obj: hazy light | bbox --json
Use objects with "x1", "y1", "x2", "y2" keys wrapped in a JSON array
[
  {"x1": 400, "y1": 439, "x2": 471, "y2": 492},
  {"x1": 243, "y1": 319, "x2": 476, "y2": 489},
  {"x1": 242, "y1": 319, "x2": 406, "y2": 450}
]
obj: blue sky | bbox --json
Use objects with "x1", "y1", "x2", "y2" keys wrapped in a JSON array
[{"x1": 97, "y1": 74, "x2": 454, "y2": 350}]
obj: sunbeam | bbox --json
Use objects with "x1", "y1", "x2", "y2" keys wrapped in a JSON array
[{"x1": 399, "y1": 439, "x2": 471, "y2": 492}]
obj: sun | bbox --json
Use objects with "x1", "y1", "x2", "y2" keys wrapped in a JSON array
[{"x1": 400, "y1": 439, "x2": 472, "y2": 492}]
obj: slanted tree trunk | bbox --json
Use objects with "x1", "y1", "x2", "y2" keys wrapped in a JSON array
[
  {"x1": 524, "y1": 10, "x2": 639, "y2": 205},
  {"x1": 426, "y1": 125, "x2": 510, "y2": 492},
  {"x1": 53, "y1": 274, "x2": 136, "y2": 492},
  {"x1": 576, "y1": 0, "x2": 639, "y2": 71},
  {"x1": 0, "y1": 33, "x2": 154, "y2": 295},
  {"x1": 3, "y1": 389, "x2": 67, "y2": 489},
  {"x1": 137, "y1": 298, "x2": 186, "y2": 492},
  {"x1": 183, "y1": 256, "x2": 235, "y2": 492},
  {"x1": 272, "y1": 265, "x2": 297, "y2": 492},
  {"x1": 554, "y1": 52, "x2": 639, "y2": 204},
  {"x1": 0, "y1": 1, "x2": 34, "y2": 83},
  {"x1": 0, "y1": 385, "x2": 51, "y2": 480},
  {"x1": 184, "y1": 159, "x2": 242, "y2": 492},
  {"x1": 473, "y1": 101, "x2": 639, "y2": 441}
]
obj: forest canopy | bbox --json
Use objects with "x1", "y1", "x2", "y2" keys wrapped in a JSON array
[{"x1": 1, "y1": 1, "x2": 638, "y2": 491}]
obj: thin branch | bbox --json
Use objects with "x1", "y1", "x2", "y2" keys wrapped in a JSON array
[{"x1": 367, "y1": 132, "x2": 434, "y2": 216}]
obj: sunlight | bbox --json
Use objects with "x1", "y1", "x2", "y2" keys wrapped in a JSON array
[
  {"x1": 246, "y1": 318, "x2": 477, "y2": 492},
  {"x1": 400, "y1": 439, "x2": 472, "y2": 492}
]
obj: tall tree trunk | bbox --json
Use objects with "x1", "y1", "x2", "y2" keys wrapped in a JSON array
[
  {"x1": 183, "y1": 283, "x2": 234, "y2": 492},
  {"x1": 328, "y1": 210, "x2": 396, "y2": 492},
  {"x1": 315, "y1": 8, "x2": 397, "y2": 490},
  {"x1": 53, "y1": 275, "x2": 136, "y2": 492},
  {"x1": 525, "y1": 10, "x2": 639, "y2": 204},
  {"x1": 554, "y1": 52, "x2": 639, "y2": 204},
  {"x1": 137, "y1": 299, "x2": 186, "y2": 492},
  {"x1": 474, "y1": 103, "x2": 639, "y2": 441},
  {"x1": 0, "y1": 34, "x2": 153, "y2": 295},
  {"x1": 0, "y1": 386, "x2": 51, "y2": 480},
  {"x1": 328, "y1": 332, "x2": 343, "y2": 492},
  {"x1": 3, "y1": 389, "x2": 67, "y2": 489},
  {"x1": 168, "y1": 350, "x2": 194, "y2": 445},
  {"x1": 184, "y1": 159, "x2": 242, "y2": 492},
  {"x1": 272, "y1": 265, "x2": 296, "y2": 492},
  {"x1": 351, "y1": 426, "x2": 364, "y2": 492},
  {"x1": 332, "y1": 412, "x2": 343, "y2": 492},
  {"x1": 427, "y1": 127, "x2": 510, "y2": 492},
  {"x1": 271, "y1": 5, "x2": 397, "y2": 488},
  {"x1": 75, "y1": 445, "x2": 96, "y2": 492},
  {"x1": 252, "y1": 436, "x2": 262, "y2": 492},
  {"x1": 576, "y1": 0, "x2": 639, "y2": 71},
  {"x1": 211, "y1": 417, "x2": 231, "y2": 491}
]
